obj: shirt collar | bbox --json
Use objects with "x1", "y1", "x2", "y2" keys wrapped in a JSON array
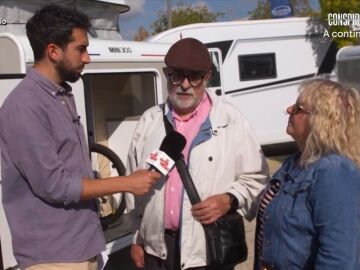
[{"x1": 27, "y1": 67, "x2": 73, "y2": 98}]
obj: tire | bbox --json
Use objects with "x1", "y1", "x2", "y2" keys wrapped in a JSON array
[{"x1": 89, "y1": 143, "x2": 126, "y2": 228}]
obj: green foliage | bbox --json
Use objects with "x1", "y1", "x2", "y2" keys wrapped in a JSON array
[
  {"x1": 319, "y1": 0, "x2": 360, "y2": 47},
  {"x1": 249, "y1": 0, "x2": 360, "y2": 48},
  {"x1": 134, "y1": 26, "x2": 149, "y2": 41},
  {"x1": 249, "y1": 1, "x2": 271, "y2": 20},
  {"x1": 151, "y1": 1, "x2": 224, "y2": 35},
  {"x1": 249, "y1": 0, "x2": 317, "y2": 19}
]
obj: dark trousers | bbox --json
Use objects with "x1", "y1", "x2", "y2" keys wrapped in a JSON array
[{"x1": 144, "y1": 230, "x2": 233, "y2": 270}]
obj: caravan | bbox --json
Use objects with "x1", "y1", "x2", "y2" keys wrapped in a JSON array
[{"x1": 149, "y1": 17, "x2": 337, "y2": 153}]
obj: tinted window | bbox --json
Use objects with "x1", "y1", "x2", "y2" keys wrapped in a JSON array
[
  {"x1": 208, "y1": 51, "x2": 221, "y2": 88},
  {"x1": 239, "y1": 53, "x2": 277, "y2": 81}
]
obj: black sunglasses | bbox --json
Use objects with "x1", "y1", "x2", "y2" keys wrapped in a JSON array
[{"x1": 163, "y1": 68, "x2": 206, "y2": 87}]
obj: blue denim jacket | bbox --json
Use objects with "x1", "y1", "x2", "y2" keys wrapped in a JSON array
[{"x1": 254, "y1": 153, "x2": 360, "y2": 270}]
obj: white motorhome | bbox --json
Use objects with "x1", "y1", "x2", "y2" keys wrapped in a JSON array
[{"x1": 149, "y1": 17, "x2": 337, "y2": 154}]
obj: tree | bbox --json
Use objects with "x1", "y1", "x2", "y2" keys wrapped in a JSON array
[
  {"x1": 134, "y1": 26, "x2": 149, "y2": 41},
  {"x1": 319, "y1": 0, "x2": 360, "y2": 47},
  {"x1": 151, "y1": 1, "x2": 224, "y2": 35},
  {"x1": 249, "y1": 0, "x2": 317, "y2": 19},
  {"x1": 249, "y1": 0, "x2": 360, "y2": 47}
]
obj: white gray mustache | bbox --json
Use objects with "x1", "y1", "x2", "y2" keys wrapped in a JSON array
[{"x1": 175, "y1": 87, "x2": 195, "y2": 95}]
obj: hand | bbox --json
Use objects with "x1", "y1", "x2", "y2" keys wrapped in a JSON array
[
  {"x1": 127, "y1": 169, "x2": 161, "y2": 195},
  {"x1": 131, "y1": 244, "x2": 145, "y2": 268},
  {"x1": 191, "y1": 194, "x2": 231, "y2": 224}
]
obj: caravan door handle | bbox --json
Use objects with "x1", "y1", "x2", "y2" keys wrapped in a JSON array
[{"x1": 215, "y1": 89, "x2": 222, "y2": 96}]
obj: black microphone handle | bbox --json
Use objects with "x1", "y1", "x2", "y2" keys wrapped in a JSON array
[{"x1": 175, "y1": 159, "x2": 201, "y2": 205}]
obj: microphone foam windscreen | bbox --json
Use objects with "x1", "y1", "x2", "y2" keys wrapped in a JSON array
[{"x1": 159, "y1": 130, "x2": 186, "y2": 161}]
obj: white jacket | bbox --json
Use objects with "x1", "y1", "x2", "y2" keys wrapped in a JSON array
[{"x1": 126, "y1": 92, "x2": 268, "y2": 269}]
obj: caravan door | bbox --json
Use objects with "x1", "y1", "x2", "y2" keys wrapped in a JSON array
[{"x1": 207, "y1": 48, "x2": 224, "y2": 97}]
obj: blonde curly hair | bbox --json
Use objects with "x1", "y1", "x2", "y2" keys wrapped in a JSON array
[{"x1": 297, "y1": 78, "x2": 360, "y2": 167}]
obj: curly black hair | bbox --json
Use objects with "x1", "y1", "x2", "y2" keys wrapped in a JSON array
[{"x1": 26, "y1": 5, "x2": 91, "y2": 61}]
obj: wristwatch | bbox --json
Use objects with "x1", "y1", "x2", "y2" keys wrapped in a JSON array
[{"x1": 226, "y1": 192, "x2": 239, "y2": 212}]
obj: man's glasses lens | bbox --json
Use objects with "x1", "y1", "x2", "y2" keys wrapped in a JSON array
[{"x1": 169, "y1": 72, "x2": 204, "y2": 87}]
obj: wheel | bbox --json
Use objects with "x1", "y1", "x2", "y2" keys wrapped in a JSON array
[{"x1": 89, "y1": 143, "x2": 126, "y2": 228}]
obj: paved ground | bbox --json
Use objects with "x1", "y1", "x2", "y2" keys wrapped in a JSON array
[
  {"x1": 234, "y1": 219, "x2": 256, "y2": 270},
  {"x1": 235, "y1": 157, "x2": 284, "y2": 270}
]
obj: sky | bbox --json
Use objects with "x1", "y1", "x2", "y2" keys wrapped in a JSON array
[{"x1": 118, "y1": 0, "x2": 320, "y2": 40}]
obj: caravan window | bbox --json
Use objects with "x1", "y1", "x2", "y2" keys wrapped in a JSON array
[
  {"x1": 207, "y1": 51, "x2": 221, "y2": 88},
  {"x1": 238, "y1": 53, "x2": 277, "y2": 81}
]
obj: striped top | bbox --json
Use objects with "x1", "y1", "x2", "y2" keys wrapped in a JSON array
[{"x1": 256, "y1": 180, "x2": 281, "y2": 252}]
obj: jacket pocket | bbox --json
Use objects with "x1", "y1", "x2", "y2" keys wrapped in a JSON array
[{"x1": 283, "y1": 181, "x2": 311, "y2": 196}]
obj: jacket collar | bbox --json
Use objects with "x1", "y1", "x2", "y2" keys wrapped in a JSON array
[{"x1": 271, "y1": 152, "x2": 303, "y2": 184}]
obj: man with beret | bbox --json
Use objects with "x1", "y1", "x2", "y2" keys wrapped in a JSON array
[{"x1": 127, "y1": 38, "x2": 269, "y2": 270}]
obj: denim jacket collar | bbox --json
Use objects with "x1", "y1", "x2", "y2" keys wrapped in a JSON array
[{"x1": 271, "y1": 152, "x2": 308, "y2": 184}]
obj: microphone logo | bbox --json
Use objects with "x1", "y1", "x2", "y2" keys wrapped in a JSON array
[
  {"x1": 149, "y1": 152, "x2": 158, "y2": 161},
  {"x1": 146, "y1": 150, "x2": 175, "y2": 175},
  {"x1": 159, "y1": 158, "x2": 170, "y2": 171}
]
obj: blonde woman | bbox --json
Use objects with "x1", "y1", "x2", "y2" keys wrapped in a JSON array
[{"x1": 254, "y1": 79, "x2": 360, "y2": 270}]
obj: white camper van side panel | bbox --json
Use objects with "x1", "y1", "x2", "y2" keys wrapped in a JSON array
[{"x1": 222, "y1": 36, "x2": 329, "y2": 145}]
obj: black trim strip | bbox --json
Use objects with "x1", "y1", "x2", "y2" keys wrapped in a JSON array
[
  {"x1": 225, "y1": 73, "x2": 315, "y2": 95},
  {"x1": 317, "y1": 41, "x2": 337, "y2": 75},
  {"x1": 0, "y1": 74, "x2": 25, "y2": 79},
  {"x1": 205, "y1": 40, "x2": 233, "y2": 63},
  {"x1": 261, "y1": 141, "x2": 298, "y2": 157}
]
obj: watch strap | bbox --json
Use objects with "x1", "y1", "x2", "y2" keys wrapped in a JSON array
[{"x1": 226, "y1": 192, "x2": 239, "y2": 211}]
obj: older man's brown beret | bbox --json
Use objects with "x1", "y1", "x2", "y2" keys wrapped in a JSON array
[{"x1": 164, "y1": 38, "x2": 211, "y2": 72}]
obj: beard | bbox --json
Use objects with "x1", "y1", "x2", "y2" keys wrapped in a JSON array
[
  {"x1": 55, "y1": 59, "x2": 83, "y2": 83},
  {"x1": 168, "y1": 86, "x2": 203, "y2": 115}
]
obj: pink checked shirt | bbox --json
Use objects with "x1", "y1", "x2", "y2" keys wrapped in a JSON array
[{"x1": 164, "y1": 93, "x2": 211, "y2": 230}]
